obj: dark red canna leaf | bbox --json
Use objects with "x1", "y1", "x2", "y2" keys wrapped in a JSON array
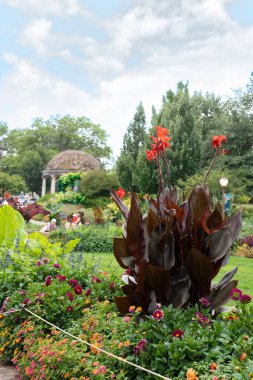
[
  {"x1": 114, "y1": 296, "x2": 132, "y2": 315},
  {"x1": 189, "y1": 185, "x2": 209, "y2": 223},
  {"x1": 207, "y1": 279, "x2": 238, "y2": 309},
  {"x1": 113, "y1": 237, "x2": 133, "y2": 269},
  {"x1": 145, "y1": 265, "x2": 172, "y2": 304},
  {"x1": 185, "y1": 247, "x2": 213, "y2": 295}
]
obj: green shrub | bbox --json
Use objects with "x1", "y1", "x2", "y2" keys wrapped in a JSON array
[
  {"x1": 50, "y1": 224, "x2": 121, "y2": 253},
  {"x1": 79, "y1": 169, "x2": 119, "y2": 197},
  {"x1": 0, "y1": 172, "x2": 27, "y2": 194}
]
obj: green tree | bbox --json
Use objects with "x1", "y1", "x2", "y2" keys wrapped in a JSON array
[
  {"x1": 79, "y1": 169, "x2": 119, "y2": 197},
  {"x1": 116, "y1": 103, "x2": 147, "y2": 190},
  {"x1": 0, "y1": 172, "x2": 27, "y2": 194}
]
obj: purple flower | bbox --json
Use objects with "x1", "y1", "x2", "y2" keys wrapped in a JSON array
[
  {"x1": 42, "y1": 258, "x2": 49, "y2": 264},
  {"x1": 240, "y1": 294, "x2": 252, "y2": 304},
  {"x1": 45, "y1": 276, "x2": 52, "y2": 286},
  {"x1": 137, "y1": 339, "x2": 147, "y2": 349},
  {"x1": 85, "y1": 288, "x2": 91, "y2": 297},
  {"x1": 230, "y1": 288, "x2": 243, "y2": 301},
  {"x1": 23, "y1": 298, "x2": 31, "y2": 305},
  {"x1": 92, "y1": 275, "x2": 102, "y2": 283},
  {"x1": 36, "y1": 260, "x2": 42, "y2": 267},
  {"x1": 196, "y1": 312, "x2": 210, "y2": 326},
  {"x1": 199, "y1": 297, "x2": 210, "y2": 307},
  {"x1": 133, "y1": 346, "x2": 141, "y2": 355},
  {"x1": 109, "y1": 282, "x2": 116, "y2": 290},
  {"x1": 69, "y1": 279, "x2": 78, "y2": 287},
  {"x1": 19, "y1": 290, "x2": 27, "y2": 295},
  {"x1": 53, "y1": 263, "x2": 60, "y2": 269}
]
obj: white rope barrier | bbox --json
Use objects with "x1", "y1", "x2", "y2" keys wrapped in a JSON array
[{"x1": 4, "y1": 307, "x2": 172, "y2": 380}]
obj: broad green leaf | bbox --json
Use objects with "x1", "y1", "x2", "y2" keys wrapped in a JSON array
[{"x1": 0, "y1": 205, "x2": 25, "y2": 249}]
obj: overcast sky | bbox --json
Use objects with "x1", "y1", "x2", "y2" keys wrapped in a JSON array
[{"x1": 0, "y1": 0, "x2": 253, "y2": 158}]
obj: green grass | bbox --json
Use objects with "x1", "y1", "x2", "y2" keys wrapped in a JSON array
[
  {"x1": 216, "y1": 255, "x2": 253, "y2": 298},
  {"x1": 85, "y1": 253, "x2": 253, "y2": 298}
]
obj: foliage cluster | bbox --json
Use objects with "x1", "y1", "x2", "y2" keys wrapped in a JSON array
[
  {"x1": 78, "y1": 169, "x2": 119, "y2": 198},
  {"x1": 59, "y1": 173, "x2": 81, "y2": 192},
  {"x1": 0, "y1": 172, "x2": 27, "y2": 194},
  {"x1": 50, "y1": 224, "x2": 121, "y2": 253},
  {"x1": 17, "y1": 203, "x2": 50, "y2": 222}
]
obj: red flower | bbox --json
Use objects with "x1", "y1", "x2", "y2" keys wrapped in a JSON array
[
  {"x1": 66, "y1": 292, "x2": 74, "y2": 301},
  {"x1": 45, "y1": 276, "x2": 52, "y2": 286},
  {"x1": 66, "y1": 306, "x2": 73, "y2": 312},
  {"x1": 240, "y1": 352, "x2": 247, "y2": 361},
  {"x1": 116, "y1": 187, "x2": 125, "y2": 199},
  {"x1": 146, "y1": 149, "x2": 155, "y2": 161},
  {"x1": 85, "y1": 288, "x2": 91, "y2": 296},
  {"x1": 172, "y1": 329, "x2": 184, "y2": 338},
  {"x1": 150, "y1": 126, "x2": 171, "y2": 154},
  {"x1": 74, "y1": 285, "x2": 83, "y2": 295},
  {"x1": 69, "y1": 279, "x2": 78, "y2": 287},
  {"x1": 152, "y1": 309, "x2": 164, "y2": 321},
  {"x1": 212, "y1": 135, "x2": 227, "y2": 148}
]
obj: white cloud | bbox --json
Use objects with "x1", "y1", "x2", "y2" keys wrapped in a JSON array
[
  {"x1": 22, "y1": 18, "x2": 52, "y2": 54},
  {"x1": 1, "y1": 0, "x2": 253, "y2": 158},
  {"x1": 2, "y1": 0, "x2": 82, "y2": 15}
]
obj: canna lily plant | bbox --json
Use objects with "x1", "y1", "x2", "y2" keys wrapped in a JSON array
[{"x1": 111, "y1": 127, "x2": 242, "y2": 316}]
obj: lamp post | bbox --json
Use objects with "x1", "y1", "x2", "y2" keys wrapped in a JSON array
[{"x1": 219, "y1": 177, "x2": 228, "y2": 220}]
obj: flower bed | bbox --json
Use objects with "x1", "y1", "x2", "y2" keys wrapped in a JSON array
[{"x1": 0, "y1": 254, "x2": 253, "y2": 380}]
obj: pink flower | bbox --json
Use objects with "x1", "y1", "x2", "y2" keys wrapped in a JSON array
[
  {"x1": 36, "y1": 260, "x2": 42, "y2": 267},
  {"x1": 124, "y1": 316, "x2": 131, "y2": 322},
  {"x1": 66, "y1": 306, "x2": 73, "y2": 312},
  {"x1": 230, "y1": 288, "x2": 243, "y2": 301},
  {"x1": 53, "y1": 263, "x2": 60, "y2": 269},
  {"x1": 129, "y1": 306, "x2": 135, "y2": 313},
  {"x1": 109, "y1": 282, "x2": 116, "y2": 290},
  {"x1": 45, "y1": 276, "x2": 52, "y2": 286},
  {"x1": 66, "y1": 292, "x2": 74, "y2": 301},
  {"x1": 23, "y1": 298, "x2": 31, "y2": 305},
  {"x1": 152, "y1": 309, "x2": 164, "y2": 321},
  {"x1": 199, "y1": 297, "x2": 210, "y2": 307},
  {"x1": 74, "y1": 285, "x2": 83, "y2": 295},
  {"x1": 240, "y1": 294, "x2": 251, "y2": 304},
  {"x1": 92, "y1": 275, "x2": 102, "y2": 283},
  {"x1": 56, "y1": 274, "x2": 66, "y2": 282},
  {"x1": 85, "y1": 288, "x2": 91, "y2": 296},
  {"x1": 99, "y1": 366, "x2": 107, "y2": 374},
  {"x1": 42, "y1": 257, "x2": 49, "y2": 264},
  {"x1": 137, "y1": 339, "x2": 147, "y2": 349}
]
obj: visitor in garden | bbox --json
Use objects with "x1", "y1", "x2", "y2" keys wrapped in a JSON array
[{"x1": 40, "y1": 218, "x2": 57, "y2": 233}]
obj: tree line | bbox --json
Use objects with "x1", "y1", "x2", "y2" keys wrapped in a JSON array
[{"x1": 0, "y1": 75, "x2": 252, "y2": 201}]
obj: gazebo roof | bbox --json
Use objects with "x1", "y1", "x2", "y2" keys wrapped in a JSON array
[{"x1": 43, "y1": 150, "x2": 100, "y2": 176}]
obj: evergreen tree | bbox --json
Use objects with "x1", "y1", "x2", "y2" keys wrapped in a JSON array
[{"x1": 116, "y1": 103, "x2": 147, "y2": 190}]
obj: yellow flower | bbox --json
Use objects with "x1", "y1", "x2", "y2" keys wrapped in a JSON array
[
  {"x1": 118, "y1": 342, "x2": 123, "y2": 349},
  {"x1": 136, "y1": 307, "x2": 142, "y2": 313},
  {"x1": 64, "y1": 373, "x2": 70, "y2": 379},
  {"x1": 124, "y1": 341, "x2": 130, "y2": 347}
]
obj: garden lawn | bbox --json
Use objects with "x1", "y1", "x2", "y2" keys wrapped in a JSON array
[
  {"x1": 86, "y1": 253, "x2": 253, "y2": 298},
  {"x1": 217, "y1": 255, "x2": 253, "y2": 298}
]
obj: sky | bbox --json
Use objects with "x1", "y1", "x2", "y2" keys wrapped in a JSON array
[{"x1": 0, "y1": 0, "x2": 253, "y2": 159}]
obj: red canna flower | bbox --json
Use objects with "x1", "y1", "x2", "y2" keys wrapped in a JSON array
[
  {"x1": 116, "y1": 187, "x2": 125, "y2": 199},
  {"x1": 212, "y1": 135, "x2": 227, "y2": 149},
  {"x1": 146, "y1": 149, "x2": 155, "y2": 161}
]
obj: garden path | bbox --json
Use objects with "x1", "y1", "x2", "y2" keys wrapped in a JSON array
[{"x1": 0, "y1": 363, "x2": 17, "y2": 379}]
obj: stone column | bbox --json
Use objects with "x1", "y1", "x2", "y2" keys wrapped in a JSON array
[
  {"x1": 50, "y1": 175, "x2": 56, "y2": 194},
  {"x1": 42, "y1": 177, "x2": 47, "y2": 196}
]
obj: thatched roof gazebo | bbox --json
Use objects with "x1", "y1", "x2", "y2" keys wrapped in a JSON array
[{"x1": 42, "y1": 150, "x2": 100, "y2": 195}]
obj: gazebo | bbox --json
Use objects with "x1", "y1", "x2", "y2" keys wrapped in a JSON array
[{"x1": 41, "y1": 150, "x2": 100, "y2": 196}]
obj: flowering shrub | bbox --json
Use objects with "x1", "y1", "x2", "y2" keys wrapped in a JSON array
[
  {"x1": 17, "y1": 203, "x2": 50, "y2": 222},
  {"x1": 111, "y1": 127, "x2": 242, "y2": 315}
]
